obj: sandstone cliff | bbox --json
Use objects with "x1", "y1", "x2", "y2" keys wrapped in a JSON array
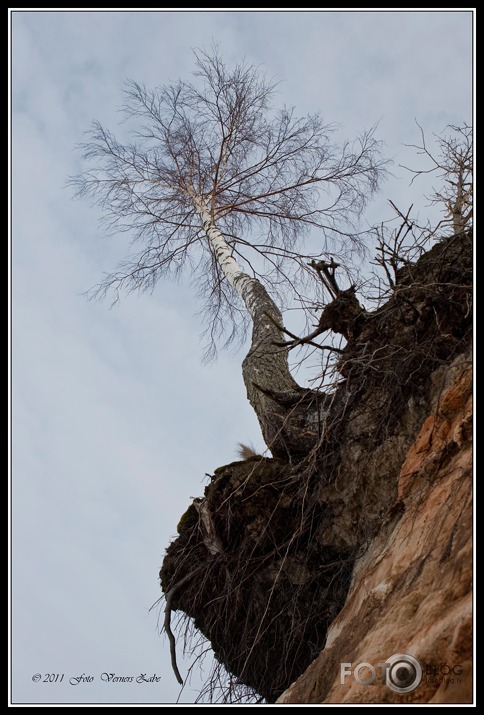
[{"x1": 278, "y1": 353, "x2": 472, "y2": 704}]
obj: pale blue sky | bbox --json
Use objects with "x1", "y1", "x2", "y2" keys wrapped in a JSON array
[{"x1": 11, "y1": 9, "x2": 472, "y2": 705}]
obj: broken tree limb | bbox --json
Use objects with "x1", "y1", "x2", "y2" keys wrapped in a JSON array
[{"x1": 263, "y1": 310, "x2": 344, "y2": 352}]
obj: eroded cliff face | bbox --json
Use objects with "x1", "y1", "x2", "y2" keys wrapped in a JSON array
[
  {"x1": 278, "y1": 354, "x2": 472, "y2": 704},
  {"x1": 160, "y1": 231, "x2": 472, "y2": 704}
]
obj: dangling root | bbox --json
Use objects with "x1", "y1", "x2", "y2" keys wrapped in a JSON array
[{"x1": 164, "y1": 570, "x2": 202, "y2": 685}]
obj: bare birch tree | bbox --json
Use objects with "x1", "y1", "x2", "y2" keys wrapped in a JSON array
[
  {"x1": 401, "y1": 121, "x2": 473, "y2": 236},
  {"x1": 70, "y1": 48, "x2": 386, "y2": 459},
  {"x1": 367, "y1": 122, "x2": 473, "y2": 304}
]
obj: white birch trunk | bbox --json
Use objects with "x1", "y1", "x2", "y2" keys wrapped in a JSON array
[
  {"x1": 191, "y1": 193, "x2": 316, "y2": 461},
  {"x1": 192, "y1": 196, "x2": 261, "y2": 320}
]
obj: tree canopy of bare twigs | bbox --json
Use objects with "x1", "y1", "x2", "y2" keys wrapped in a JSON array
[{"x1": 69, "y1": 48, "x2": 386, "y2": 356}]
